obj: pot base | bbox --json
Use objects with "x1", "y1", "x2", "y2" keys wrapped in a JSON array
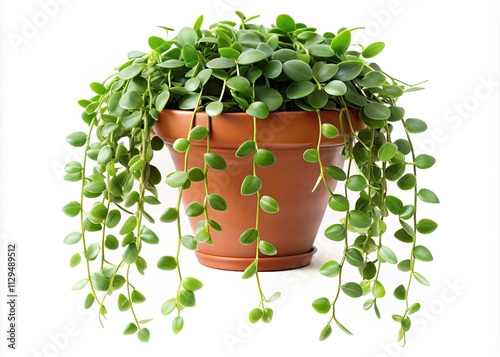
[{"x1": 195, "y1": 247, "x2": 317, "y2": 271}]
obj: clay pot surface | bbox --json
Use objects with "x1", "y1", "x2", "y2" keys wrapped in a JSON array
[{"x1": 154, "y1": 110, "x2": 360, "y2": 271}]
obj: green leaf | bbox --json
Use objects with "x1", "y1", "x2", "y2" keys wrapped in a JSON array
[
  {"x1": 303, "y1": 148, "x2": 319, "y2": 163},
  {"x1": 105, "y1": 235, "x2": 119, "y2": 250},
  {"x1": 413, "y1": 272, "x2": 430, "y2": 286},
  {"x1": 405, "y1": 118, "x2": 428, "y2": 133},
  {"x1": 393, "y1": 229, "x2": 413, "y2": 244},
  {"x1": 123, "y1": 322, "x2": 137, "y2": 335},
  {"x1": 235, "y1": 140, "x2": 256, "y2": 158},
  {"x1": 378, "y1": 143, "x2": 398, "y2": 162},
  {"x1": 207, "y1": 194, "x2": 227, "y2": 211},
  {"x1": 255, "y1": 86, "x2": 283, "y2": 111},
  {"x1": 325, "y1": 166, "x2": 346, "y2": 181},
  {"x1": 414, "y1": 154, "x2": 436, "y2": 169},
  {"x1": 386, "y1": 196, "x2": 403, "y2": 215},
  {"x1": 324, "y1": 80, "x2": 347, "y2": 96},
  {"x1": 308, "y1": 89, "x2": 328, "y2": 108},
  {"x1": 131, "y1": 290, "x2": 146, "y2": 304},
  {"x1": 398, "y1": 259, "x2": 411, "y2": 272},
  {"x1": 66, "y1": 132, "x2": 87, "y2": 147},
  {"x1": 155, "y1": 90, "x2": 170, "y2": 111},
  {"x1": 195, "y1": 228, "x2": 210, "y2": 243},
  {"x1": 276, "y1": 14, "x2": 296, "y2": 32},
  {"x1": 283, "y1": 60, "x2": 313, "y2": 81},
  {"x1": 85, "y1": 242, "x2": 100, "y2": 261},
  {"x1": 319, "y1": 324, "x2": 332, "y2": 341},
  {"x1": 346, "y1": 248, "x2": 364, "y2": 267},
  {"x1": 397, "y1": 174, "x2": 417, "y2": 190},
  {"x1": 262, "y1": 308, "x2": 274, "y2": 323},
  {"x1": 124, "y1": 191, "x2": 140, "y2": 207},
  {"x1": 346, "y1": 175, "x2": 367, "y2": 191},
  {"x1": 161, "y1": 298, "x2": 176, "y2": 316},
  {"x1": 119, "y1": 216, "x2": 137, "y2": 235},
  {"x1": 417, "y1": 219, "x2": 438, "y2": 234},
  {"x1": 91, "y1": 272, "x2": 110, "y2": 291},
  {"x1": 362, "y1": 42, "x2": 385, "y2": 58},
  {"x1": 321, "y1": 123, "x2": 339, "y2": 139},
  {"x1": 105, "y1": 210, "x2": 121, "y2": 229},
  {"x1": 316, "y1": 64, "x2": 339, "y2": 82},
  {"x1": 177, "y1": 27, "x2": 198, "y2": 46},
  {"x1": 286, "y1": 81, "x2": 315, "y2": 99},
  {"x1": 408, "y1": 303, "x2": 421, "y2": 315},
  {"x1": 401, "y1": 317, "x2": 412, "y2": 332},
  {"x1": 69, "y1": 253, "x2": 81, "y2": 268},
  {"x1": 160, "y1": 207, "x2": 179, "y2": 223},
  {"x1": 319, "y1": 260, "x2": 341, "y2": 277},
  {"x1": 177, "y1": 92, "x2": 199, "y2": 110},
  {"x1": 308, "y1": 44, "x2": 335, "y2": 57},
  {"x1": 166, "y1": 171, "x2": 190, "y2": 188},
  {"x1": 118, "y1": 64, "x2": 143, "y2": 80},
  {"x1": 64, "y1": 231, "x2": 82, "y2": 245},
  {"x1": 312, "y1": 297, "x2": 331, "y2": 314},
  {"x1": 342, "y1": 282, "x2": 363, "y2": 298},
  {"x1": 237, "y1": 49, "x2": 267, "y2": 65},
  {"x1": 227, "y1": 76, "x2": 251, "y2": 93},
  {"x1": 413, "y1": 245, "x2": 433, "y2": 262},
  {"x1": 72, "y1": 278, "x2": 88, "y2": 290},
  {"x1": 133, "y1": 328, "x2": 150, "y2": 343},
  {"x1": 263, "y1": 60, "x2": 282, "y2": 78},
  {"x1": 260, "y1": 196, "x2": 279, "y2": 213},
  {"x1": 207, "y1": 57, "x2": 236, "y2": 69},
  {"x1": 348, "y1": 210, "x2": 371, "y2": 229},
  {"x1": 324, "y1": 224, "x2": 346, "y2": 241},
  {"x1": 241, "y1": 175, "x2": 262, "y2": 195},
  {"x1": 182, "y1": 45, "x2": 198, "y2": 68},
  {"x1": 394, "y1": 285, "x2": 407, "y2": 300},
  {"x1": 242, "y1": 261, "x2": 257, "y2": 279},
  {"x1": 240, "y1": 228, "x2": 259, "y2": 245},
  {"x1": 246, "y1": 101, "x2": 269, "y2": 119},
  {"x1": 119, "y1": 91, "x2": 142, "y2": 110},
  {"x1": 172, "y1": 316, "x2": 184, "y2": 334},
  {"x1": 90, "y1": 82, "x2": 106, "y2": 95},
  {"x1": 123, "y1": 243, "x2": 139, "y2": 264},
  {"x1": 249, "y1": 308, "x2": 263, "y2": 323},
  {"x1": 219, "y1": 47, "x2": 241, "y2": 59},
  {"x1": 378, "y1": 245, "x2": 398, "y2": 264},
  {"x1": 357, "y1": 71, "x2": 386, "y2": 88},
  {"x1": 206, "y1": 101, "x2": 224, "y2": 117},
  {"x1": 255, "y1": 148, "x2": 276, "y2": 167},
  {"x1": 364, "y1": 102, "x2": 391, "y2": 120},
  {"x1": 158, "y1": 256, "x2": 177, "y2": 270},
  {"x1": 118, "y1": 294, "x2": 131, "y2": 312},
  {"x1": 333, "y1": 60, "x2": 364, "y2": 81},
  {"x1": 140, "y1": 226, "x2": 160, "y2": 244},
  {"x1": 84, "y1": 293, "x2": 95, "y2": 309},
  {"x1": 182, "y1": 277, "x2": 203, "y2": 292},
  {"x1": 259, "y1": 240, "x2": 277, "y2": 256},
  {"x1": 372, "y1": 280, "x2": 386, "y2": 298},
  {"x1": 189, "y1": 126, "x2": 208, "y2": 141},
  {"x1": 418, "y1": 189, "x2": 440, "y2": 203},
  {"x1": 385, "y1": 163, "x2": 406, "y2": 181},
  {"x1": 185, "y1": 202, "x2": 204, "y2": 217},
  {"x1": 328, "y1": 194, "x2": 349, "y2": 212},
  {"x1": 172, "y1": 138, "x2": 190, "y2": 153},
  {"x1": 204, "y1": 153, "x2": 227, "y2": 170},
  {"x1": 330, "y1": 29, "x2": 351, "y2": 54}
]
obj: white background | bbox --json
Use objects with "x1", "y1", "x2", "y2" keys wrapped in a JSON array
[{"x1": 0, "y1": 0, "x2": 498, "y2": 356}]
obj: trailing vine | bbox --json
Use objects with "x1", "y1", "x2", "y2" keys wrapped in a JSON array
[{"x1": 62, "y1": 11, "x2": 438, "y2": 343}]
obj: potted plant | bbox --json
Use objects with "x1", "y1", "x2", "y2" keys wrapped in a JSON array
[{"x1": 62, "y1": 11, "x2": 438, "y2": 344}]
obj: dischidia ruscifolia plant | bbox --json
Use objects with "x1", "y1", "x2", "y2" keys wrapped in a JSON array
[{"x1": 62, "y1": 11, "x2": 438, "y2": 344}]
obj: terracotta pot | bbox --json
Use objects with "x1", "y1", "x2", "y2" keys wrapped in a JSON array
[{"x1": 154, "y1": 110, "x2": 360, "y2": 271}]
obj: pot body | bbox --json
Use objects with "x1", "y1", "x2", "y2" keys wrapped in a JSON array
[{"x1": 154, "y1": 110, "x2": 359, "y2": 271}]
